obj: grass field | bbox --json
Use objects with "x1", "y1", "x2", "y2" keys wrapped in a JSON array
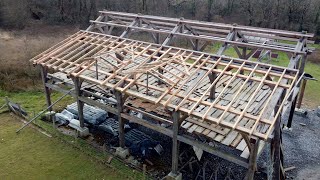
[
  {"x1": 0, "y1": 92, "x2": 143, "y2": 179},
  {"x1": 0, "y1": 113, "x2": 143, "y2": 179}
]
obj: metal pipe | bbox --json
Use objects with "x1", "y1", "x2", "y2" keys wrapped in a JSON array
[
  {"x1": 0, "y1": 103, "x2": 7, "y2": 111},
  {"x1": 16, "y1": 89, "x2": 73, "y2": 133}
]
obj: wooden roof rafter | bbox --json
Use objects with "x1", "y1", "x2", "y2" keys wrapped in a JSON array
[{"x1": 31, "y1": 30, "x2": 302, "y2": 140}]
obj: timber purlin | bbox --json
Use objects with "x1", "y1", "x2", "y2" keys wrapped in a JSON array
[{"x1": 32, "y1": 30, "x2": 300, "y2": 141}]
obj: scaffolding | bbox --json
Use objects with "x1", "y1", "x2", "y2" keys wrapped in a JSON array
[{"x1": 31, "y1": 11, "x2": 313, "y2": 180}]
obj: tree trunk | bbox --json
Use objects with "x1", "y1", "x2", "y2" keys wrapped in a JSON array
[{"x1": 207, "y1": 0, "x2": 214, "y2": 22}]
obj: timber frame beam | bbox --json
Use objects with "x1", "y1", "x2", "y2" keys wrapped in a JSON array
[{"x1": 88, "y1": 11, "x2": 313, "y2": 58}]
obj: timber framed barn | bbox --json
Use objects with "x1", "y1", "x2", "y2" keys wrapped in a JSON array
[{"x1": 30, "y1": 11, "x2": 314, "y2": 180}]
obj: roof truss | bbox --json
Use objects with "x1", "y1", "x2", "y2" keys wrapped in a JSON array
[
  {"x1": 88, "y1": 11, "x2": 313, "y2": 57},
  {"x1": 31, "y1": 31, "x2": 301, "y2": 140}
]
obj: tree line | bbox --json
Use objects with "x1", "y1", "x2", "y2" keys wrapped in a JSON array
[{"x1": 1, "y1": 0, "x2": 320, "y2": 41}]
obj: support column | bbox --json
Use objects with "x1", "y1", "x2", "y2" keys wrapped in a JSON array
[
  {"x1": 247, "y1": 139, "x2": 260, "y2": 180},
  {"x1": 287, "y1": 96, "x2": 298, "y2": 128},
  {"x1": 194, "y1": 39, "x2": 199, "y2": 51},
  {"x1": 115, "y1": 90, "x2": 125, "y2": 148},
  {"x1": 167, "y1": 111, "x2": 182, "y2": 179},
  {"x1": 272, "y1": 115, "x2": 284, "y2": 180},
  {"x1": 242, "y1": 47, "x2": 247, "y2": 59},
  {"x1": 74, "y1": 77, "x2": 84, "y2": 128},
  {"x1": 39, "y1": 65, "x2": 52, "y2": 111},
  {"x1": 209, "y1": 71, "x2": 216, "y2": 100},
  {"x1": 155, "y1": 33, "x2": 160, "y2": 44},
  {"x1": 297, "y1": 78, "x2": 307, "y2": 109},
  {"x1": 172, "y1": 111, "x2": 180, "y2": 174}
]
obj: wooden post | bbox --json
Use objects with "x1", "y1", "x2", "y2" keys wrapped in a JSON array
[
  {"x1": 171, "y1": 111, "x2": 180, "y2": 175},
  {"x1": 209, "y1": 72, "x2": 216, "y2": 100},
  {"x1": 74, "y1": 77, "x2": 85, "y2": 128},
  {"x1": 297, "y1": 78, "x2": 307, "y2": 109},
  {"x1": 194, "y1": 39, "x2": 199, "y2": 51},
  {"x1": 247, "y1": 139, "x2": 260, "y2": 180},
  {"x1": 273, "y1": 115, "x2": 282, "y2": 180},
  {"x1": 155, "y1": 33, "x2": 160, "y2": 44},
  {"x1": 103, "y1": 16, "x2": 109, "y2": 34},
  {"x1": 242, "y1": 47, "x2": 247, "y2": 59},
  {"x1": 95, "y1": 59, "x2": 99, "y2": 80},
  {"x1": 39, "y1": 65, "x2": 52, "y2": 111},
  {"x1": 115, "y1": 90, "x2": 125, "y2": 148},
  {"x1": 299, "y1": 54, "x2": 307, "y2": 74},
  {"x1": 287, "y1": 96, "x2": 297, "y2": 128}
]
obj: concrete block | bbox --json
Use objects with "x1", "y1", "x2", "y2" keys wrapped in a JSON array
[
  {"x1": 283, "y1": 126, "x2": 292, "y2": 131},
  {"x1": 67, "y1": 119, "x2": 89, "y2": 137},
  {"x1": 127, "y1": 156, "x2": 140, "y2": 166},
  {"x1": 164, "y1": 172, "x2": 182, "y2": 180},
  {"x1": 294, "y1": 108, "x2": 307, "y2": 117},
  {"x1": 115, "y1": 147, "x2": 129, "y2": 159},
  {"x1": 45, "y1": 111, "x2": 56, "y2": 121},
  {"x1": 78, "y1": 127, "x2": 89, "y2": 137}
]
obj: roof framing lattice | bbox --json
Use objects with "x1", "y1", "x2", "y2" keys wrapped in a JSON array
[{"x1": 31, "y1": 30, "x2": 301, "y2": 140}]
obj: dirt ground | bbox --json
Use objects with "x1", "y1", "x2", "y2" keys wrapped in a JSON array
[
  {"x1": 0, "y1": 22, "x2": 79, "y2": 91},
  {"x1": 0, "y1": 22, "x2": 79, "y2": 67}
]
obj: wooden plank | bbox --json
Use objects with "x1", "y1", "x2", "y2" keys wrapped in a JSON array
[
  {"x1": 207, "y1": 131, "x2": 217, "y2": 139},
  {"x1": 236, "y1": 139, "x2": 247, "y2": 151},
  {"x1": 214, "y1": 134, "x2": 225, "y2": 142},
  {"x1": 240, "y1": 146, "x2": 250, "y2": 159},
  {"x1": 230, "y1": 134, "x2": 243, "y2": 148},
  {"x1": 221, "y1": 131, "x2": 238, "y2": 146},
  {"x1": 202, "y1": 129, "x2": 211, "y2": 136},
  {"x1": 187, "y1": 124, "x2": 198, "y2": 133},
  {"x1": 195, "y1": 126, "x2": 205, "y2": 134}
]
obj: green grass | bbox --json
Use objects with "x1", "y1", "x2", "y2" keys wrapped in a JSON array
[
  {"x1": 0, "y1": 113, "x2": 142, "y2": 179},
  {"x1": 0, "y1": 90, "x2": 144, "y2": 179}
]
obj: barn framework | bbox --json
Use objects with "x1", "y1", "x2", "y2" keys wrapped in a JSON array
[{"x1": 31, "y1": 11, "x2": 313, "y2": 180}]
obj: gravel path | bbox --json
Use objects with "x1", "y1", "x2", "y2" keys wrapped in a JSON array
[{"x1": 282, "y1": 109, "x2": 320, "y2": 179}]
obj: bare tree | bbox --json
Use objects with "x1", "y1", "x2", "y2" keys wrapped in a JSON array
[{"x1": 207, "y1": 0, "x2": 214, "y2": 21}]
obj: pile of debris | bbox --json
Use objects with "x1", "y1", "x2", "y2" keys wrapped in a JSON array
[{"x1": 53, "y1": 102, "x2": 163, "y2": 164}]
